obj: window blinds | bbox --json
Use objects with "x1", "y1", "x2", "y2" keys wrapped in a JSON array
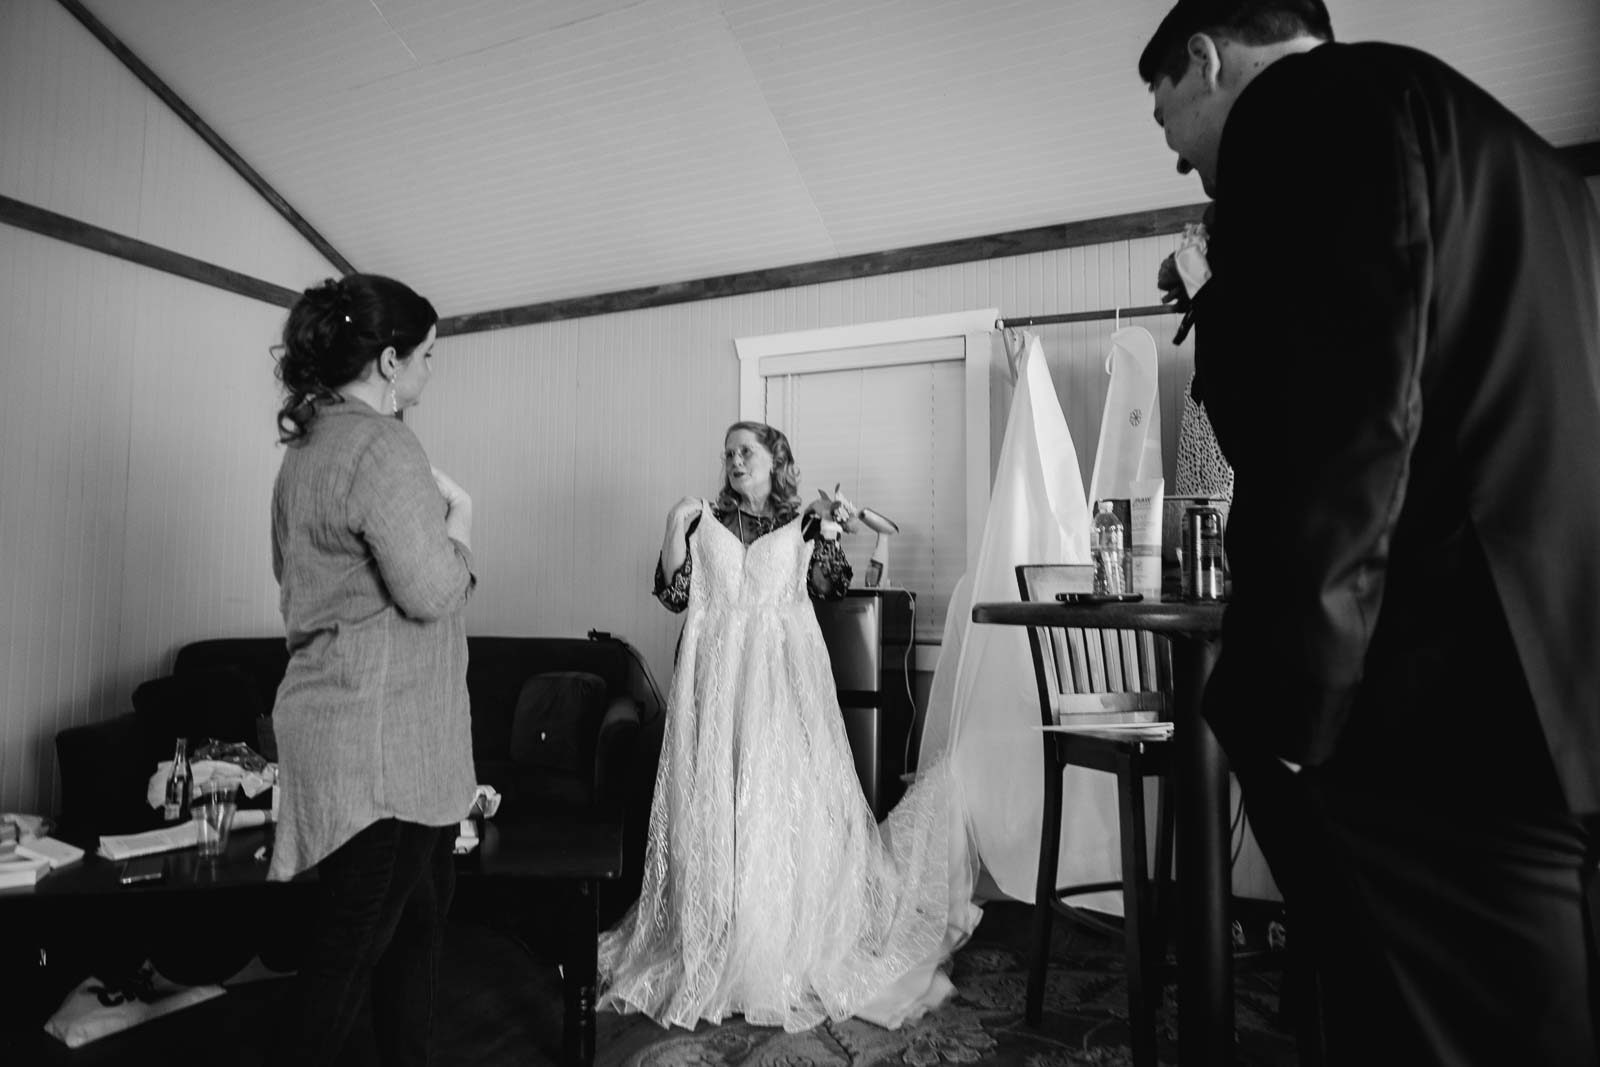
[{"x1": 764, "y1": 341, "x2": 966, "y2": 641}]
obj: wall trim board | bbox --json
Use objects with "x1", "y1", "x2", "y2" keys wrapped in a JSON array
[
  {"x1": 440, "y1": 135, "x2": 1600, "y2": 337},
  {"x1": 438, "y1": 204, "x2": 1210, "y2": 337},
  {"x1": 54, "y1": 0, "x2": 355, "y2": 276},
  {"x1": 9, "y1": 99, "x2": 1596, "y2": 330},
  {"x1": 0, "y1": 194, "x2": 299, "y2": 307}
]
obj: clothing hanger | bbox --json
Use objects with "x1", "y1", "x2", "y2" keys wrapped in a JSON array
[{"x1": 1002, "y1": 325, "x2": 1028, "y2": 384}]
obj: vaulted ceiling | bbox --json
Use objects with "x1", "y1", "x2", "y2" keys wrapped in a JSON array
[{"x1": 77, "y1": 0, "x2": 1600, "y2": 318}]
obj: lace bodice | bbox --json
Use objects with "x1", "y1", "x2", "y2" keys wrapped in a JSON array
[
  {"x1": 690, "y1": 508, "x2": 813, "y2": 610},
  {"x1": 654, "y1": 503, "x2": 851, "y2": 612}
]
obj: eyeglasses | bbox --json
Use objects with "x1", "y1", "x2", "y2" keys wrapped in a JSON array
[{"x1": 722, "y1": 446, "x2": 764, "y2": 466}]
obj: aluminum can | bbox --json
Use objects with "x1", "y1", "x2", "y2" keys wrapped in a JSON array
[{"x1": 1183, "y1": 505, "x2": 1225, "y2": 600}]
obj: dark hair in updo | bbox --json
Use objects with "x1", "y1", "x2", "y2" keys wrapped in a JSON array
[{"x1": 273, "y1": 273, "x2": 438, "y2": 444}]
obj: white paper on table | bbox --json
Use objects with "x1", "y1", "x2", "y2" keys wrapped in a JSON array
[
  {"x1": 97, "y1": 823, "x2": 198, "y2": 861},
  {"x1": 145, "y1": 760, "x2": 277, "y2": 809},
  {"x1": 17, "y1": 835, "x2": 85, "y2": 869}
]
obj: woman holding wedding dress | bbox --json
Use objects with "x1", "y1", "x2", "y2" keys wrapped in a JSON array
[{"x1": 598, "y1": 421, "x2": 980, "y2": 1033}]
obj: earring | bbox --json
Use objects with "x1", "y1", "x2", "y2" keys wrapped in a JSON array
[{"x1": 385, "y1": 380, "x2": 397, "y2": 415}]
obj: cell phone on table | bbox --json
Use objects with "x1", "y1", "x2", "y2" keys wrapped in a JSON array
[
  {"x1": 1055, "y1": 592, "x2": 1144, "y2": 604},
  {"x1": 118, "y1": 855, "x2": 165, "y2": 885}
]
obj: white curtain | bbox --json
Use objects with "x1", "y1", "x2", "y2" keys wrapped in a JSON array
[{"x1": 918, "y1": 331, "x2": 1124, "y2": 908}]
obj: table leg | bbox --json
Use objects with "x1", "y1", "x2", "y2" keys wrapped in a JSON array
[
  {"x1": 564, "y1": 879, "x2": 600, "y2": 1067},
  {"x1": 1175, "y1": 636, "x2": 1231, "y2": 1065}
]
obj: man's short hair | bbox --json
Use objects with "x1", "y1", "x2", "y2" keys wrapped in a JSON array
[{"x1": 1138, "y1": 0, "x2": 1334, "y2": 87}]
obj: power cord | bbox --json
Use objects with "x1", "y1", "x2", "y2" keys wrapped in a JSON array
[
  {"x1": 1230, "y1": 787, "x2": 1246, "y2": 868},
  {"x1": 901, "y1": 594, "x2": 919, "y2": 775}
]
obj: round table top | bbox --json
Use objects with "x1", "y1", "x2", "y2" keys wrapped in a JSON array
[{"x1": 971, "y1": 598, "x2": 1225, "y2": 636}]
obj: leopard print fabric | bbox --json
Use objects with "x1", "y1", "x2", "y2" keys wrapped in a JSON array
[{"x1": 1175, "y1": 371, "x2": 1235, "y2": 501}]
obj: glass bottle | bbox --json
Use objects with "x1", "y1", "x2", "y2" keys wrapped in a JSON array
[
  {"x1": 1091, "y1": 500, "x2": 1129, "y2": 596},
  {"x1": 163, "y1": 737, "x2": 190, "y2": 823}
]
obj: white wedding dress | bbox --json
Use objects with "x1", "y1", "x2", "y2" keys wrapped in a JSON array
[{"x1": 598, "y1": 506, "x2": 980, "y2": 1032}]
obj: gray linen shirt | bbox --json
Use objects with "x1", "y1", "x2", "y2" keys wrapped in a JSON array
[{"x1": 268, "y1": 397, "x2": 477, "y2": 880}]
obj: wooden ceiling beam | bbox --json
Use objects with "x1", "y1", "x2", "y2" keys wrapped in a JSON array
[
  {"x1": 0, "y1": 194, "x2": 299, "y2": 307},
  {"x1": 55, "y1": 0, "x2": 355, "y2": 276},
  {"x1": 441, "y1": 140, "x2": 1600, "y2": 337},
  {"x1": 439, "y1": 203, "x2": 1209, "y2": 336}
]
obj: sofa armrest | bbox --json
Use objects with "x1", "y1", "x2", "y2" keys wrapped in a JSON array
[{"x1": 593, "y1": 696, "x2": 641, "y2": 811}]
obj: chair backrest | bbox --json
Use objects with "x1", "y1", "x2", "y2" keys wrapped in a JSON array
[{"x1": 1015, "y1": 564, "x2": 1173, "y2": 728}]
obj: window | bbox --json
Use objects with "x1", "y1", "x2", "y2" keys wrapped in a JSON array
[{"x1": 736, "y1": 310, "x2": 995, "y2": 646}]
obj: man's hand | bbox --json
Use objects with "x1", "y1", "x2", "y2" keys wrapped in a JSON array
[{"x1": 1158, "y1": 251, "x2": 1191, "y2": 312}]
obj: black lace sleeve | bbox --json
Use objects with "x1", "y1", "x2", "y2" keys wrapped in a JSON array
[
  {"x1": 653, "y1": 515, "x2": 700, "y2": 613},
  {"x1": 802, "y1": 514, "x2": 852, "y2": 601}
]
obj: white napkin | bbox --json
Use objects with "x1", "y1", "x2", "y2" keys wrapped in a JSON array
[
  {"x1": 470, "y1": 784, "x2": 501, "y2": 818},
  {"x1": 145, "y1": 760, "x2": 277, "y2": 809},
  {"x1": 44, "y1": 965, "x2": 224, "y2": 1048},
  {"x1": 1175, "y1": 222, "x2": 1211, "y2": 298}
]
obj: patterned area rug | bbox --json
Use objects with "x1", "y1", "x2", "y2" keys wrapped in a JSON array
[{"x1": 595, "y1": 902, "x2": 1296, "y2": 1067}]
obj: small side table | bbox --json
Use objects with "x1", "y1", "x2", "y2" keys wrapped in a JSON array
[{"x1": 473, "y1": 812, "x2": 624, "y2": 1067}]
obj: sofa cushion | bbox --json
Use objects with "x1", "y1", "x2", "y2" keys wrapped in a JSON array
[
  {"x1": 131, "y1": 666, "x2": 264, "y2": 750},
  {"x1": 510, "y1": 671, "x2": 607, "y2": 774}
]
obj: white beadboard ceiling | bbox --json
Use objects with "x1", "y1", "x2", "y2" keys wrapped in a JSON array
[{"x1": 76, "y1": 0, "x2": 1600, "y2": 317}]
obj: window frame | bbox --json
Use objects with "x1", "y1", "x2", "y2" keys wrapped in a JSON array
[{"x1": 735, "y1": 309, "x2": 997, "y2": 660}]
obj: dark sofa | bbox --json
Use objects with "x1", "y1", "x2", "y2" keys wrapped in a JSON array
[{"x1": 54, "y1": 631, "x2": 666, "y2": 922}]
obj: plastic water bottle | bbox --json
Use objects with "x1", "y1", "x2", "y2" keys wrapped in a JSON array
[{"x1": 1091, "y1": 501, "x2": 1129, "y2": 595}]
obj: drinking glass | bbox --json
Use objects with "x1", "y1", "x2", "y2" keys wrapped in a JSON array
[{"x1": 193, "y1": 779, "x2": 238, "y2": 860}]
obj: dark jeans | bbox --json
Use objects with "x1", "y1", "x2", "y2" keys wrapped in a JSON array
[
  {"x1": 275, "y1": 819, "x2": 456, "y2": 1066},
  {"x1": 1234, "y1": 697, "x2": 1599, "y2": 1067}
]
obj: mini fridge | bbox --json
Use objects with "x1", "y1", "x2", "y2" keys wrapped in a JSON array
[{"x1": 812, "y1": 588, "x2": 916, "y2": 820}]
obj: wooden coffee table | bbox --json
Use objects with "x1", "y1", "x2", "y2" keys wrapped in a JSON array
[{"x1": 8, "y1": 812, "x2": 624, "y2": 1067}]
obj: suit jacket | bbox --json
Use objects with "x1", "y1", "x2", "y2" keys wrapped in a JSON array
[{"x1": 1192, "y1": 42, "x2": 1600, "y2": 812}]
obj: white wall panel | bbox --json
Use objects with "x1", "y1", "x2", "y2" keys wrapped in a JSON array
[
  {"x1": 74, "y1": 0, "x2": 1599, "y2": 317},
  {"x1": 0, "y1": 232, "x2": 288, "y2": 816},
  {"x1": 0, "y1": 0, "x2": 338, "y2": 291},
  {"x1": 410, "y1": 230, "x2": 1185, "y2": 690},
  {"x1": 0, "y1": 2, "x2": 337, "y2": 816}
]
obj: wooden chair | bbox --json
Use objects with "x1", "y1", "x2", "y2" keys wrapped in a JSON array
[{"x1": 1016, "y1": 564, "x2": 1176, "y2": 1067}]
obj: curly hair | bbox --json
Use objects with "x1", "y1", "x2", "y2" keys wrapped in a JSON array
[
  {"x1": 715, "y1": 420, "x2": 803, "y2": 522},
  {"x1": 272, "y1": 273, "x2": 437, "y2": 444}
]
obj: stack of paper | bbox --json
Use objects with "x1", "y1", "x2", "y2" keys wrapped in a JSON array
[
  {"x1": 1040, "y1": 721, "x2": 1176, "y2": 742},
  {"x1": 18, "y1": 835, "x2": 86, "y2": 869},
  {"x1": 0, "y1": 852, "x2": 52, "y2": 889},
  {"x1": 97, "y1": 823, "x2": 198, "y2": 861}
]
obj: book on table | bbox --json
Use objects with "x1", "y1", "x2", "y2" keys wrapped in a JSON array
[
  {"x1": 18, "y1": 835, "x2": 86, "y2": 870},
  {"x1": 0, "y1": 852, "x2": 52, "y2": 888}
]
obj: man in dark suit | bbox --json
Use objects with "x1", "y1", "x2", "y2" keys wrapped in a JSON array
[{"x1": 1137, "y1": 2, "x2": 1600, "y2": 1063}]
